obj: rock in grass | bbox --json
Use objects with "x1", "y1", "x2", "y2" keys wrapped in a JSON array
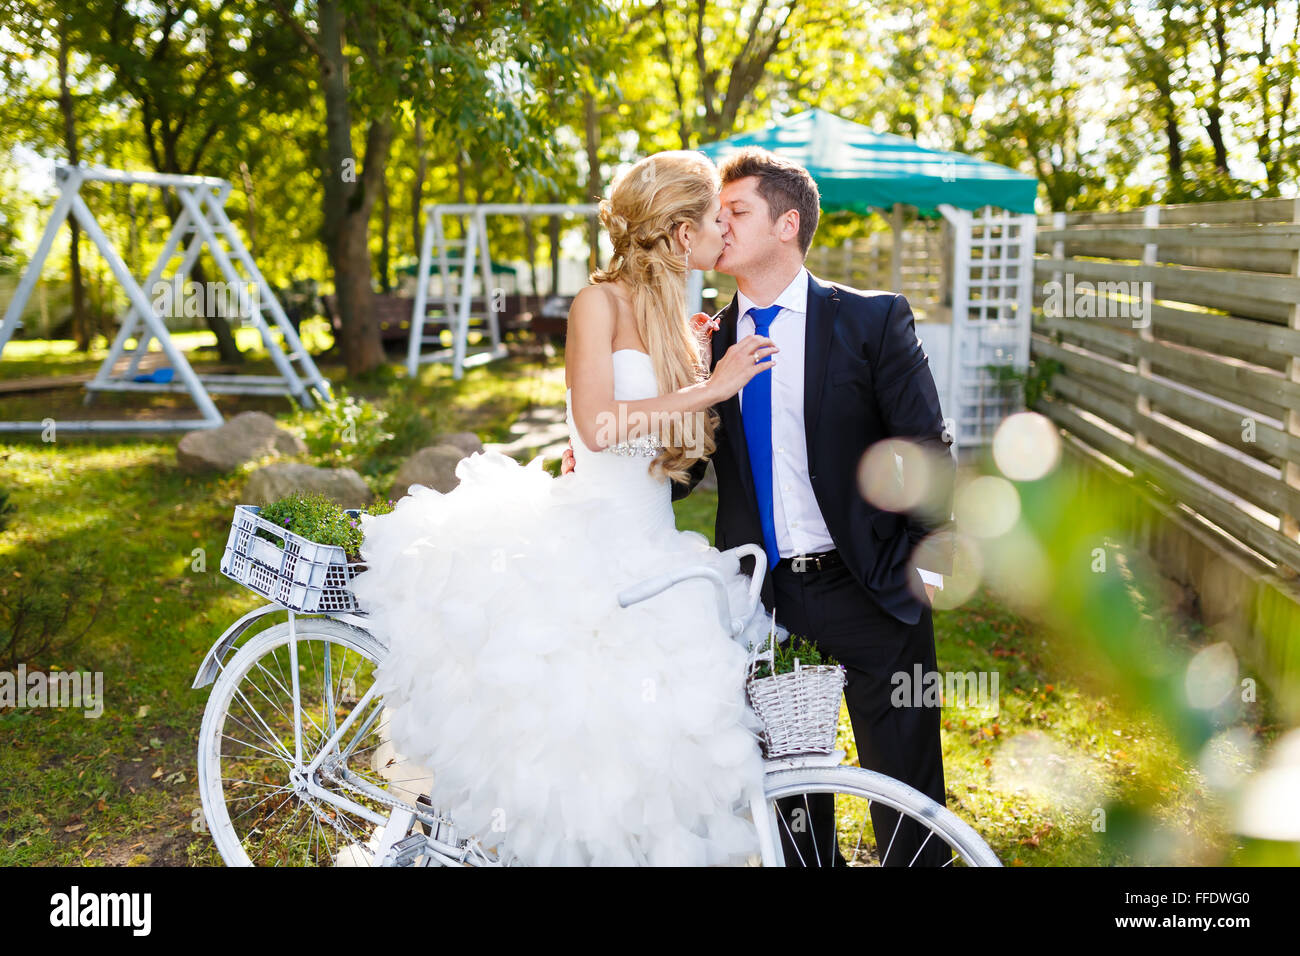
[
  {"x1": 244, "y1": 462, "x2": 372, "y2": 508},
  {"x1": 434, "y1": 431, "x2": 484, "y2": 457},
  {"x1": 389, "y1": 444, "x2": 469, "y2": 499},
  {"x1": 177, "y1": 411, "x2": 306, "y2": 474}
]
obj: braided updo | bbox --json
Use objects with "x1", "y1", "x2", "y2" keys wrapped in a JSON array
[{"x1": 589, "y1": 150, "x2": 721, "y2": 487}]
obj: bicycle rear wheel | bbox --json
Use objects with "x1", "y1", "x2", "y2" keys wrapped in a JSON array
[{"x1": 759, "y1": 764, "x2": 1000, "y2": 867}]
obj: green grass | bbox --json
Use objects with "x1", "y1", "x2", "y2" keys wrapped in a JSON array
[
  {"x1": 0, "y1": 331, "x2": 565, "y2": 865},
  {"x1": 0, "y1": 334, "x2": 1275, "y2": 865}
]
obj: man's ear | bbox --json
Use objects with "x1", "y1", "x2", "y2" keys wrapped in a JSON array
[{"x1": 780, "y1": 210, "x2": 800, "y2": 245}]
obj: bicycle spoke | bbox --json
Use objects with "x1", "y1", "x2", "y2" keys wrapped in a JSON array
[
  {"x1": 204, "y1": 630, "x2": 435, "y2": 868},
  {"x1": 762, "y1": 766, "x2": 997, "y2": 867}
]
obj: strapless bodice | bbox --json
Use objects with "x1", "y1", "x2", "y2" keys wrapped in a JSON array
[{"x1": 564, "y1": 350, "x2": 674, "y2": 535}]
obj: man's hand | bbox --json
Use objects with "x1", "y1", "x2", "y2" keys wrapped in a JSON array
[{"x1": 561, "y1": 439, "x2": 575, "y2": 475}]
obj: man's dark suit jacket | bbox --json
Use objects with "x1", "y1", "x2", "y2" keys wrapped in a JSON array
[{"x1": 672, "y1": 271, "x2": 956, "y2": 626}]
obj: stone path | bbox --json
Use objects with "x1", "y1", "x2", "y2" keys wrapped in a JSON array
[{"x1": 483, "y1": 403, "x2": 571, "y2": 463}]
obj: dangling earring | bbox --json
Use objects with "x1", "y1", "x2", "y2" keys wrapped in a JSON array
[{"x1": 685, "y1": 244, "x2": 692, "y2": 271}]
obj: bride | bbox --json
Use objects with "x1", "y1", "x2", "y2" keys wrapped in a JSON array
[{"x1": 349, "y1": 150, "x2": 784, "y2": 867}]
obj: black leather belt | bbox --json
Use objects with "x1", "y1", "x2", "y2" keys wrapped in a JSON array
[{"x1": 782, "y1": 549, "x2": 843, "y2": 573}]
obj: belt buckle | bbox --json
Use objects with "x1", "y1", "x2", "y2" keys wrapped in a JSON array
[{"x1": 791, "y1": 552, "x2": 820, "y2": 573}]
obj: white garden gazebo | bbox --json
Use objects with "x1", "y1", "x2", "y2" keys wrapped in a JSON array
[{"x1": 698, "y1": 109, "x2": 1041, "y2": 448}]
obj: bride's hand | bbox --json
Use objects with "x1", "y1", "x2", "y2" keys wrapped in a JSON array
[
  {"x1": 561, "y1": 440, "x2": 575, "y2": 475},
  {"x1": 708, "y1": 334, "x2": 779, "y2": 401}
]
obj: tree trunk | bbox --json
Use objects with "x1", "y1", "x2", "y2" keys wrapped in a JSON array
[
  {"x1": 411, "y1": 116, "x2": 426, "y2": 268},
  {"x1": 524, "y1": 215, "x2": 538, "y2": 297},
  {"x1": 1203, "y1": 0, "x2": 1229, "y2": 173},
  {"x1": 238, "y1": 160, "x2": 258, "y2": 257},
  {"x1": 317, "y1": 0, "x2": 388, "y2": 376},
  {"x1": 57, "y1": 18, "x2": 88, "y2": 351},
  {"x1": 378, "y1": 169, "x2": 391, "y2": 293},
  {"x1": 584, "y1": 92, "x2": 603, "y2": 274}
]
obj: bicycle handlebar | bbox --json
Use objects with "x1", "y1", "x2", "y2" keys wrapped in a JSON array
[{"x1": 616, "y1": 543, "x2": 768, "y2": 640}]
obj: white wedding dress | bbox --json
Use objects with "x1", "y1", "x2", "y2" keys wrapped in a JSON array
[{"x1": 348, "y1": 349, "x2": 782, "y2": 866}]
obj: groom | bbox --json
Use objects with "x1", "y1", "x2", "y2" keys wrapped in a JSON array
[{"x1": 680, "y1": 147, "x2": 957, "y2": 867}]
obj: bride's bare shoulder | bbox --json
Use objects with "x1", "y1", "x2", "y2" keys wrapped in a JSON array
[
  {"x1": 570, "y1": 281, "x2": 629, "y2": 314},
  {"x1": 568, "y1": 282, "x2": 625, "y2": 344}
]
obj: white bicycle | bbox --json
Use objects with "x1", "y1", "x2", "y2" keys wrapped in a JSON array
[{"x1": 195, "y1": 509, "x2": 1001, "y2": 867}]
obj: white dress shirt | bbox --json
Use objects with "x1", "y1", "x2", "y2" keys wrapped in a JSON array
[{"x1": 735, "y1": 267, "x2": 943, "y2": 592}]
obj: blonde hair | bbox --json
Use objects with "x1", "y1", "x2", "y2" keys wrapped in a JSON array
[{"x1": 590, "y1": 150, "x2": 721, "y2": 486}]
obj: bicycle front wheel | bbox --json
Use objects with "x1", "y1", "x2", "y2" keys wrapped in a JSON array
[
  {"x1": 197, "y1": 616, "x2": 437, "y2": 866},
  {"x1": 759, "y1": 764, "x2": 1001, "y2": 867}
]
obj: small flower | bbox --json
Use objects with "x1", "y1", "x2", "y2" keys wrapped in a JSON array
[{"x1": 690, "y1": 311, "x2": 721, "y2": 342}]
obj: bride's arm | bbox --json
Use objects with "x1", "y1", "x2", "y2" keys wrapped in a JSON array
[{"x1": 567, "y1": 286, "x2": 724, "y2": 452}]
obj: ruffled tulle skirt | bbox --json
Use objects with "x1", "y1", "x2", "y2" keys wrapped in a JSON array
[{"x1": 348, "y1": 449, "x2": 778, "y2": 866}]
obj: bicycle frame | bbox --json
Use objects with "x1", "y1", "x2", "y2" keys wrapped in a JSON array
[{"x1": 197, "y1": 541, "x2": 806, "y2": 866}]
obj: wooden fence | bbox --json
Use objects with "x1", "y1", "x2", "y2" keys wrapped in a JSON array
[
  {"x1": 704, "y1": 216, "x2": 949, "y2": 321},
  {"x1": 1031, "y1": 197, "x2": 1300, "y2": 576}
]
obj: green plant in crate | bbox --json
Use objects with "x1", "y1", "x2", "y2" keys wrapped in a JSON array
[
  {"x1": 751, "y1": 633, "x2": 841, "y2": 680},
  {"x1": 255, "y1": 493, "x2": 395, "y2": 562}
]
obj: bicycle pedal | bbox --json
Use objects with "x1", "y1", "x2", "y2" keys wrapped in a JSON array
[{"x1": 383, "y1": 833, "x2": 428, "y2": 867}]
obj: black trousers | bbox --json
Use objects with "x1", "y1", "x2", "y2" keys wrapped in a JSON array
[{"x1": 769, "y1": 556, "x2": 948, "y2": 866}]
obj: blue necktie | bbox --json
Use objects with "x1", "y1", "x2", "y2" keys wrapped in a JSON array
[{"x1": 741, "y1": 304, "x2": 782, "y2": 574}]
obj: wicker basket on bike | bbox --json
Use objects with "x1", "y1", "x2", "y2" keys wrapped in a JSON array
[{"x1": 744, "y1": 612, "x2": 846, "y2": 758}]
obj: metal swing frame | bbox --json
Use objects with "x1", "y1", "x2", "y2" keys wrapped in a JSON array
[
  {"x1": 407, "y1": 203, "x2": 600, "y2": 380},
  {"x1": 0, "y1": 164, "x2": 334, "y2": 432}
]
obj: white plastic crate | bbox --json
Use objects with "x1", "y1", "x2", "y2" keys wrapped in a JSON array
[{"x1": 220, "y1": 504, "x2": 364, "y2": 613}]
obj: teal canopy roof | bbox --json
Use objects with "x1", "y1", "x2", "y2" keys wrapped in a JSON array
[{"x1": 697, "y1": 108, "x2": 1039, "y2": 217}]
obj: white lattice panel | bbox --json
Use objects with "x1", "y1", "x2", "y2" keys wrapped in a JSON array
[{"x1": 941, "y1": 205, "x2": 1036, "y2": 448}]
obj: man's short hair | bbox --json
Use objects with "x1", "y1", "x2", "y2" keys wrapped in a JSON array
[{"x1": 718, "y1": 146, "x2": 821, "y2": 256}]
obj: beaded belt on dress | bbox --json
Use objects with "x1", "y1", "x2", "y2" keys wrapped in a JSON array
[{"x1": 606, "y1": 433, "x2": 664, "y2": 457}]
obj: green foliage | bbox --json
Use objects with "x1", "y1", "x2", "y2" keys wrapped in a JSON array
[
  {"x1": 0, "y1": 546, "x2": 105, "y2": 670},
  {"x1": 984, "y1": 357, "x2": 1061, "y2": 409},
  {"x1": 751, "y1": 633, "x2": 840, "y2": 680},
  {"x1": 287, "y1": 387, "x2": 395, "y2": 468},
  {"x1": 370, "y1": 382, "x2": 445, "y2": 468},
  {"x1": 254, "y1": 492, "x2": 394, "y2": 560},
  {"x1": 0, "y1": 488, "x2": 14, "y2": 532}
]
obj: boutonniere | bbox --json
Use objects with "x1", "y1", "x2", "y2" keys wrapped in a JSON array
[{"x1": 690, "y1": 311, "x2": 721, "y2": 342}]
